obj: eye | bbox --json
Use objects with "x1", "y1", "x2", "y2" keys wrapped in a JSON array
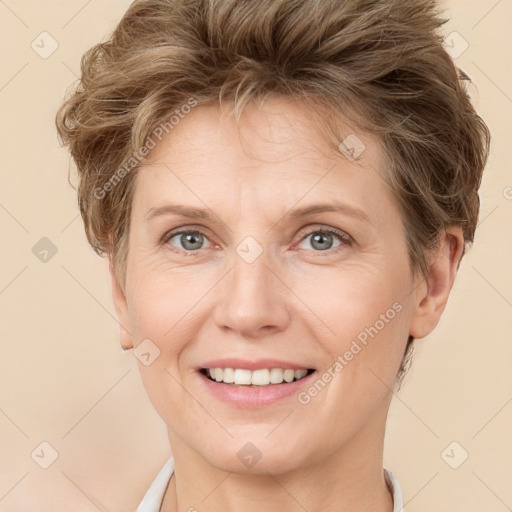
[
  {"x1": 296, "y1": 227, "x2": 352, "y2": 253},
  {"x1": 161, "y1": 226, "x2": 352, "y2": 255},
  {"x1": 163, "y1": 230, "x2": 212, "y2": 252}
]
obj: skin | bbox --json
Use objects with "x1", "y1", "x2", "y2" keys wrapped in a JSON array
[{"x1": 109, "y1": 96, "x2": 463, "y2": 512}]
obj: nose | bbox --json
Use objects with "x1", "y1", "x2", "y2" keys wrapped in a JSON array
[{"x1": 212, "y1": 249, "x2": 291, "y2": 339}]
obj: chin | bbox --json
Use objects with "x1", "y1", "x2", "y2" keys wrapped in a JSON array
[{"x1": 199, "y1": 436, "x2": 306, "y2": 476}]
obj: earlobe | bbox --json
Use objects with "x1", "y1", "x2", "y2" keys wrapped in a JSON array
[
  {"x1": 409, "y1": 227, "x2": 464, "y2": 340},
  {"x1": 107, "y1": 257, "x2": 133, "y2": 350}
]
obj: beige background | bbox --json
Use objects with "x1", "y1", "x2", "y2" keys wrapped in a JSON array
[{"x1": 0, "y1": 0, "x2": 511, "y2": 510}]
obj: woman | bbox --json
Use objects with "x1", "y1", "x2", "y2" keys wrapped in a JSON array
[{"x1": 55, "y1": 0, "x2": 490, "y2": 510}]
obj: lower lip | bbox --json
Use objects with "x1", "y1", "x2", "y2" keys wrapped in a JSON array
[{"x1": 197, "y1": 370, "x2": 317, "y2": 408}]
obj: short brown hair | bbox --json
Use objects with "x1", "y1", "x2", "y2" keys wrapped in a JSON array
[{"x1": 55, "y1": 0, "x2": 490, "y2": 388}]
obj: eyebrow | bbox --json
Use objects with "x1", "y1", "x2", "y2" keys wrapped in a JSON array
[{"x1": 145, "y1": 201, "x2": 371, "y2": 225}]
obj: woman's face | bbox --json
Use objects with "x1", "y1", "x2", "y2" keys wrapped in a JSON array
[{"x1": 112, "y1": 97, "x2": 434, "y2": 473}]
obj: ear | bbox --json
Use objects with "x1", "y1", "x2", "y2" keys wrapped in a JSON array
[
  {"x1": 409, "y1": 227, "x2": 464, "y2": 340},
  {"x1": 107, "y1": 256, "x2": 133, "y2": 350}
]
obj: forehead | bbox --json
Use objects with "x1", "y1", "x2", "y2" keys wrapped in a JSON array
[
  {"x1": 133, "y1": 97, "x2": 399, "y2": 229},
  {"x1": 145, "y1": 97, "x2": 384, "y2": 172}
]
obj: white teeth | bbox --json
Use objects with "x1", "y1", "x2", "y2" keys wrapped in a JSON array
[
  {"x1": 222, "y1": 367, "x2": 235, "y2": 383},
  {"x1": 269, "y1": 368, "x2": 284, "y2": 383},
  {"x1": 233, "y1": 368, "x2": 252, "y2": 385},
  {"x1": 205, "y1": 367, "x2": 311, "y2": 386},
  {"x1": 283, "y1": 369, "x2": 295, "y2": 382},
  {"x1": 251, "y1": 369, "x2": 270, "y2": 386},
  {"x1": 295, "y1": 369, "x2": 308, "y2": 380}
]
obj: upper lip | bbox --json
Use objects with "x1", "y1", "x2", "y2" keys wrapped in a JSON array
[{"x1": 199, "y1": 359, "x2": 315, "y2": 371}]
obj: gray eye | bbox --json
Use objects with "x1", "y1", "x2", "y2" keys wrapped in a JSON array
[
  {"x1": 169, "y1": 231, "x2": 211, "y2": 251},
  {"x1": 298, "y1": 230, "x2": 343, "y2": 251}
]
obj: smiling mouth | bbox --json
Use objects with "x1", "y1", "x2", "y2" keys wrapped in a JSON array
[{"x1": 200, "y1": 368, "x2": 316, "y2": 386}]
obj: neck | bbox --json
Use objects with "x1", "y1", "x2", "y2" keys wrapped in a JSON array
[{"x1": 161, "y1": 394, "x2": 394, "y2": 512}]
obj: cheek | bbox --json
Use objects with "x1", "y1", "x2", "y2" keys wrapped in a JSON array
[
  {"x1": 292, "y1": 260, "x2": 411, "y2": 373},
  {"x1": 124, "y1": 259, "x2": 222, "y2": 401},
  {"x1": 287, "y1": 266, "x2": 410, "y2": 443},
  {"x1": 124, "y1": 265, "x2": 205, "y2": 422},
  {"x1": 126, "y1": 256, "x2": 208, "y2": 342}
]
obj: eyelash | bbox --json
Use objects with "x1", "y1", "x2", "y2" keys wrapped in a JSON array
[{"x1": 161, "y1": 226, "x2": 353, "y2": 256}]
